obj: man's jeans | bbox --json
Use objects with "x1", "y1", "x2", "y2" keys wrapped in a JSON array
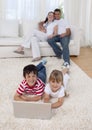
[
  {"x1": 36, "y1": 62, "x2": 46, "y2": 83},
  {"x1": 47, "y1": 35, "x2": 70, "y2": 64}
]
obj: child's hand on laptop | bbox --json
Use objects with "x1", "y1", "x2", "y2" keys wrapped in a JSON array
[{"x1": 22, "y1": 95, "x2": 42, "y2": 102}]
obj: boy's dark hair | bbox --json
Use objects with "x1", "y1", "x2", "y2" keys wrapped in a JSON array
[
  {"x1": 23, "y1": 64, "x2": 38, "y2": 77},
  {"x1": 54, "y1": 8, "x2": 61, "y2": 13}
]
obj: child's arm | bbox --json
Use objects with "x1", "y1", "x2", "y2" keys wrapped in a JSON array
[
  {"x1": 14, "y1": 92, "x2": 26, "y2": 101},
  {"x1": 43, "y1": 93, "x2": 50, "y2": 103},
  {"x1": 14, "y1": 92, "x2": 41, "y2": 101},
  {"x1": 51, "y1": 97, "x2": 64, "y2": 109},
  {"x1": 24, "y1": 95, "x2": 41, "y2": 101}
]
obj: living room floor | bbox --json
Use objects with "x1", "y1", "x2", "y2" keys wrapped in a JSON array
[{"x1": 71, "y1": 47, "x2": 92, "y2": 78}]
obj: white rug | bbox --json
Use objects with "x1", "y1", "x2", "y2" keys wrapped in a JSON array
[{"x1": 0, "y1": 57, "x2": 92, "y2": 130}]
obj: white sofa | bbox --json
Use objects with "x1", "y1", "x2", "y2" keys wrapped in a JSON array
[{"x1": 0, "y1": 20, "x2": 81, "y2": 58}]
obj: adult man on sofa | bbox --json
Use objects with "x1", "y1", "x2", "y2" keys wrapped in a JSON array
[{"x1": 47, "y1": 8, "x2": 71, "y2": 68}]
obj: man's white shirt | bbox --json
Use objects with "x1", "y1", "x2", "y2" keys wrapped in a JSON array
[{"x1": 54, "y1": 19, "x2": 70, "y2": 35}]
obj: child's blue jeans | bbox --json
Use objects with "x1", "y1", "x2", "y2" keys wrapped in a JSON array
[{"x1": 36, "y1": 62, "x2": 46, "y2": 83}]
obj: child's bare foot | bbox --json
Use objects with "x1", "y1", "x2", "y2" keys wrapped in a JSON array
[
  {"x1": 65, "y1": 91, "x2": 70, "y2": 97},
  {"x1": 62, "y1": 68, "x2": 69, "y2": 75}
]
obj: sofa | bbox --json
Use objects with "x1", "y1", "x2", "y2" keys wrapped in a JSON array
[{"x1": 0, "y1": 20, "x2": 81, "y2": 58}]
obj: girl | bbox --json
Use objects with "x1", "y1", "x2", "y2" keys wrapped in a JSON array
[{"x1": 44, "y1": 68, "x2": 69, "y2": 108}]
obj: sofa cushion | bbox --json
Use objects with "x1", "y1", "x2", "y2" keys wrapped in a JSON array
[
  {"x1": 0, "y1": 20, "x2": 19, "y2": 37},
  {"x1": 0, "y1": 37, "x2": 23, "y2": 46},
  {"x1": 39, "y1": 40, "x2": 74, "y2": 48}
]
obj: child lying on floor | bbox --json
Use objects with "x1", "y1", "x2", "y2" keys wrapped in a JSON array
[
  {"x1": 14, "y1": 60, "x2": 47, "y2": 101},
  {"x1": 43, "y1": 68, "x2": 70, "y2": 109}
]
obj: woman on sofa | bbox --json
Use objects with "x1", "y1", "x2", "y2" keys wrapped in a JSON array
[{"x1": 14, "y1": 11, "x2": 58, "y2": 62}]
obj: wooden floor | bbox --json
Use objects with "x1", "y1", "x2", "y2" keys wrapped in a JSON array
[{"x1": 71, "y1": 47, "x2": 92, "y2": 78}]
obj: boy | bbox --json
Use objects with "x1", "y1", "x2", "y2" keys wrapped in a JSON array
[{"x1": 14, "y1": 61, "x2": 46, "y2": 101}]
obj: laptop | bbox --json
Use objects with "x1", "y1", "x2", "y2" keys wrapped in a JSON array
[{"x1": 12, "y1": 100, "x2": 53, "y2": 119}]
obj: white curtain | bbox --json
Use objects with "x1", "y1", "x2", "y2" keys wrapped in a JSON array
[
  {"x1": 64, "y1": 0, "x2": 92, "y2": 46},
  {"x1": 0, "y1": 0, "x2": 40, "y2": 20},
  {"x1": 46, "y1": 0, "x2": 62, "y2": 13},
  {"x1": 0, "y1": 0, "x2": 61, "y2": 20},
  {"x1": 40, "y1": 0, "x2": 62, "y2": 20}
]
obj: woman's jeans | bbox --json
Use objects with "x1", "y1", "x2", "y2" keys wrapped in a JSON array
[
  {"x1": 36, "y1": 62, "x2": 46, "y2": 83},
  {"x1": 47, "y1": 35, "x2": 70, "y2": 64}
]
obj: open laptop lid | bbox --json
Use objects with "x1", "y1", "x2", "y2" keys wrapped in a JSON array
[{"x1": 13, "y1": 100, "x2": 53, "y2": 119}]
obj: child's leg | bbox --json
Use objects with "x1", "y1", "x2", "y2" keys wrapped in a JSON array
[
  {"x1": 36, "y1": 62, "x2": 47, "y2": 83},
  {"x1": 62, "y1": 68, "x2": 70, "y2": 97},
  {"x1": 36, "y1": 59, "x2": 47, "y2": 71},
  {"x1": 61, "y1": 68, "x2": 70, "y2": 89},
  {"x1": 36, "y1": 62, "x2": 44, "y2": 71},
  {"x1": 38, "y1": 67, "x2": 46, "y2": 83},
  {"x1": 63, "y1": 73, "x2": 70, "y2": 90}
]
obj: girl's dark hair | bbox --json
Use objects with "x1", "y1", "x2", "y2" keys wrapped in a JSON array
[
  {"x1": 23, "y1": 64, "x2": 38, "y2": 77},
  {"x1": 44, "y1": 17, "x2": 48, "y2": 23},
  {"x1": 44, "y1": 11, "x2": 54, "y2": 23}
]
